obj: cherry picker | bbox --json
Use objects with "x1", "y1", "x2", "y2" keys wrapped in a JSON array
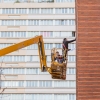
[{"x1": 0, "y1": 35, "x2": 68, "y2": 80}]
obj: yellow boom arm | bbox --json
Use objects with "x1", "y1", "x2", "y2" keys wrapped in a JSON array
[{"x1": 0, "y1": 35, "x2": 48, "y2": 72}]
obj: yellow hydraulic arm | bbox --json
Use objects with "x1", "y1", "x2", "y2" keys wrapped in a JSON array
[{"x1": 0, "y1": 35, "x2": 67, "y2": 80}]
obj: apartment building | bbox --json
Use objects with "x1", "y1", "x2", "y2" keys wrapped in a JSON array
[{"x1": 0, "y1": 0, "x2": 76, "y2": 100}]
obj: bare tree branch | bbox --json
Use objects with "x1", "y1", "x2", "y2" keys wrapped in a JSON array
[
  {"x1": 0, "y1": 87, "x2": 7, "y2": 93},
  {"x1": 0, "y1": 57, "x2": 6, "y2": 94},
  {"x1": 0, "y1": 94, "x2": 11, "y2": 100},
  {"x1": 0, "y1": 57, "x2": 11, "y2": 100},
  {"x1": 0, "y1": 58, "x2": 4, "y2": 74}
]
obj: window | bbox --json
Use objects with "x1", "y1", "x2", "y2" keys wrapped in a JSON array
[
  {"x1": 26, "y1": 68, "x2": 38, "y2": 74},
  {"x1": 68, "y1": 56, "x2": 76, "y2": 62},
  {"x1": 13, "y1": 68, "x2": 24, "y2": 74},
  {"x1": 54, "y1": 94, "x2": 68, "y2": 100},
  {"x1": 69, "y1": 81, "x2": 76, "y2": 87},
  {"x1": 12, "y1": 94, "x2": 24, "y2": 100},
  {"x1": 0, "y1": 31, "x2": 75, "y2": 38},
  {"x1": 0, "y1": 55, "x2": 76, "y2": 62},
  {"x1": 55, "y1": 43, "x2": 62, "y2": 48},
  {"x1": 40, "y1": 20, "x2": 53, "y2": 25},
  {"x1": 55, "y1": 20, "x2": 75, "y2": 25},
  {"x1": 15, "y1": 20, "x2": 26, "y2": 26},
  {"x1": 2, "y1": 20, "x2": 14, "y2": 26},
  {"x1": 2, "y1": 8, "x2": 26, "y2": 14},
  {"x1": 38, "y1": 68, "x2": 48, "y2": 74},
  {"x1": 55, "y1": 8, "x2": 75, "y2": 14},
  {"x1": 41, "y1": 8, "x2": 53, "y2": 14},
  {"x1": 40, "y1": 31, "x2": 53, "y2": 37},
  {"x1": 1, "y1": 20, "x2": 75, "y2": 26},
  {"x1": 44, "y1": 43, "x2": 53, "y2": 49},
  {"x1": 60, "y1": 32, "x2": 70, "y2": 37},
  {"x1": 39, "y1": 81, "x2": 52, "y2": 87},
  {"x1": 2, "y1": 8, "x2": 14, "y2": 14},
  {"x1": 0, "y1": 56, "x2": 40, "y2": 62},
  {"x1": 2, "y1": 68, "x2": 39, "y2": 74},
  {"x1": 1, "y1": 81, "x2": 75, "y2": 88},
  {"x1": 14, "y1": 31, "x2": 26, "y2": 37},
  {"x1": 68, "y1": 43, "x2": 76, "y2": 49},
  {"x1": 67, "y1": 68, "x2": 76, "y2": 74},
  {"x1": 1, "y1": 81, "x2": 11, "y2": 87},
  {"x1": 13, "y1": 56, "x2": 25, "y2": 62},
  {"x1": 0, "y1": 94, "x2": 11, "y2": 100},
  {"x1": 47, "y1": 56, "x2": 51, "y2": 61},
  {"x1": 52, "y1": 31, "x2": 75, "y2": 37},
  {"x1": 26, "y1": 81, "x2": 38, "y2": 87},
  {"x1": 27, "y1": 44, "x2": 38, "y2": 49},
  {"x1": 2, "y1": 68, "x2": 12, "y2": 74},
  {"x1": 12, "y1": 81, "x2": 24, "y2": 87},
  {"x1": 69, "y1": 94, "x2": 76, "y2": 100},
  {"x1": 25, "y1": 94, "x2": 34, "y2": 100},
  {"x1": 69, "y1": 20, "x2": 75, "y2": 25},
  {"x1": 25, "y1": 94, "x2": 52, "y2": 100},
  {"x1": 28, "y1": 20, "x2": 39, "y2": 25},
  {"x1": 26, "y1": 32, "x2": 39, "y2": 37},
  {"x1": 72, "y1": 31, "x2": 75, "y2": 37},
  {"x1": 1, "y1": 8, "x2": 75, "y2": 14},
  {"x1": 54, "y1": 81, "x2": 76, "y2": 88},
  {"x1": 0, "y1": 43, "x2": 13, "y2": 49},
  {"x1": 0, "y1": 32, "x2": 26, "y2": 38},
  {"x1": 56, "y1": 0, "x2": 75, "y2": 3},
  {"x1": 29, "y1": 8, "x2": 39, "y2": 14},
  {"x1": 16, "y1": 8, "x2": 27, "y2": 14}
]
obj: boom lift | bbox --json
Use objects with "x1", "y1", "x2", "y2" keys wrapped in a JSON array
[{"x1": 0, "y1": 35, "x2": 67, "y2": 80}]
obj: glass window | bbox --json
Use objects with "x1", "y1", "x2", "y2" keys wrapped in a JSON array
[
  {"x1": 12, "y1": 94, "x2": 24, "y2": 100},
  {"x1": 69, "y1": 94, "x2": 76, "y2": 100},
  {"x1": 15, "y1": 20, "x2": 26, "y2": 26},
  {"x1": 47, "y1": 56, "x2": 51, "y2": 62},
  {"x1": 1, "y1": 20, "x2": 75, "y2": 26},
  {"x1": 39, "y1": 81, "x2": 52, "y2": 87},
  {"x1": 38, "y1": 68, "x2": 48, "y2": 74},
  {"x1": 67, "y1": 68, "x2": 76, "y2": 74},
  {"x1": 54, "y1": 94, "x2": 68, "y2": 100},
  {"x1": 13, "y1": 68, "x2": 24, "y2": 74},
  {"x1": 41, "y1": 8, "x2": 53, "y2": 14},
  {"x1": 29, "y1": 8, "x2": 39, "y2": 14},
  {"x1": 55, "y1": 43, "x2": 62, "y2": 48},
  {"x1": 27, "y1": 44, "x2": 38, "y2": 49},
  {"x1": 68, "y1": 56, "x2": 76, "y2": 62},
  {"x1": 40, "y1": 20, "x2": 53, "y2": 25},
  {"x1": 1, "y1": 31, "x2": 77, "y2": 38},
  {"x1": 0, "y1": 94, "x2": 11, "y2": 100},
  {"x1": 68, "y1": 43, "x2": 76, "y2": 49},
  {"x1": 26, "y1": 31, "x2": 39, "y2": 37},
  {"x1": 26, "y1": 81, "x2": 38, "y2": 87},
  {"x1": 55, "y1": 8, "x2": 75, "y2": 14},
  {"x1": 44, "y1": 43, "x2": 53, "y2": 49},
  {"x1": 28, "y1": 20, "x2": 39, "y2": 25},
  {"x1": 26, "y1": 68, "x2": 38, "y2": 74},
  {"x1": 0, "y1": 93, "x2": 76, "y2": 100},
  {"x1": 56, "y1": 0, "x2": 75, "y2": 2},
  {"x1": 40, "y1": 31, "x2": 53, "y2": 37},
  {"x1": 25, "y1": 94, "x2": 34, "y2": 100},
  {"x1": 2, "y1": 68, "x2": 12, "y2": 74}
]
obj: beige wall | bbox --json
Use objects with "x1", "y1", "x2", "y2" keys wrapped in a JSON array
[{"x1": 0, "y1": 2, "x2": 76, "y2": 96}]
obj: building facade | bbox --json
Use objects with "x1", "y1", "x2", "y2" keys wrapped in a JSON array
[
  {"x1": 76, "y1": 0, "x2": 100, "y2": 100},
  {"x1": 0, "y1": 0, "x2": 76, "y2": 100}
]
